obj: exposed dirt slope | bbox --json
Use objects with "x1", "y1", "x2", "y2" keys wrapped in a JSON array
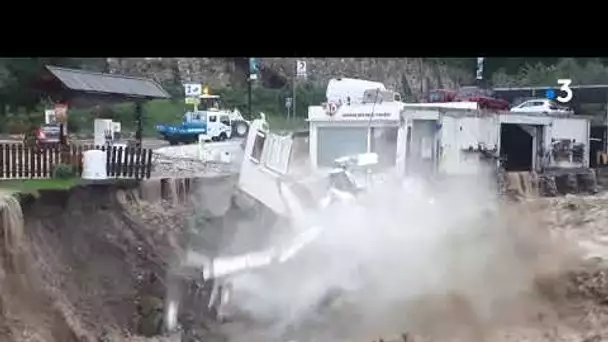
[{"x1": 0, "y1": 184, "x2": 188, "y2": 342}]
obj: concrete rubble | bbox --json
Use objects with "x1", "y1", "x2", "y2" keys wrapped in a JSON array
[{"x1": 151, "y1": 141, "x2": 243, "y2": 179}]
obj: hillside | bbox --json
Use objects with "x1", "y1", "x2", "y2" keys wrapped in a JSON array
[
  {"x1": 106, "y1": 58, "x2": 472, "y2": 100},
  {"x1": 5, "y1": 57, "x2": 608, "y2": 135}
]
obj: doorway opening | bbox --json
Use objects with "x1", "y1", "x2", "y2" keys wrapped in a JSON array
[
  {"x1": 590, "y1": 126, "x2": 606, "y2": 168},
  {"x1": 406, "y1": 120, "x2": 438, "y2": 176},
  {"x1": 500, "y1": 123, "x2": 533, "y2": 171}
]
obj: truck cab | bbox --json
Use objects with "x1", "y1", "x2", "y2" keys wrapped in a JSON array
[{"x1": 156, "y1": 94, "x2": 240, "y2": 145}]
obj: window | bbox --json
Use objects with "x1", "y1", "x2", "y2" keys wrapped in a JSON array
[
  {"x1": 220, "y1": 115, "x2": 230, "y2": 126},
  {"x1": 517, "y1": 101, "x2": 533, "y2": 108},
  {"x1": 429, "y1": 92, "x2": 442, "y2": 102},
  {"x1": 264, "y1": 134, "x2": 293, "y2": 174},
  {"x1": 317, "y1": 127, "x2": 368, "y2": 167},
  {"x1": 209, "y1": 115, "x2": 217, "y2": 123},
  {"x1": 250, "y1": 132, "x2": 266, "y2": 162}
]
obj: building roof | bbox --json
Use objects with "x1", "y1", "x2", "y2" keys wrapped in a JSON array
[{"x1": 45, "y1": 65, "x2": 171, "y2": 99}]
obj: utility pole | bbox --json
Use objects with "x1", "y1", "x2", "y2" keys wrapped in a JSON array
[
  {"x1": 292, "y1": 72, "x2": 296, "y2": 122},
  {"x1": 248, "y1": 79, "x2": 252, "y2": 119},
  {"x1": 294, "y1": 60, "x2": 307, "y2": 122},
  {"x1": 135, "y1": 101, "x2": 143, "y2": 148}
]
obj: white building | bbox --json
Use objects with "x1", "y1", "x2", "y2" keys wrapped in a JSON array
[{"x1": 238, "y1": 81, "x2": 592, "y2": 216}]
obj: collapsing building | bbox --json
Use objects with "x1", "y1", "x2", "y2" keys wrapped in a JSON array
[{"x1": 240, "y1": 97, "x2": 595, "y2": 209}]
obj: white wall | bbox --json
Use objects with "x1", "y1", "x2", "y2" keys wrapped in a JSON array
[
  {"x1": 439, "y1": 116, "x2": 500, "y2": 176},
  {"x1": 238, "y1": 119, "x2": 289, "y2": 216},
  {"x1": 550, "y1": 117, "x2": 590, "y2": 167},
  {"x1": 551, "y1": 118, "x2": 588, "y2": 145}
]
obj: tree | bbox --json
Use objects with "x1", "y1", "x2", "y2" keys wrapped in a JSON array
[{"x1": 491, "y1": 58, "x2": 608, "y2": 87}]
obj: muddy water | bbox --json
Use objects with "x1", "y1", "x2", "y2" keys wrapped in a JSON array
[{"x1": 0, "y1": 191, "x2": 87, "y2": 342}]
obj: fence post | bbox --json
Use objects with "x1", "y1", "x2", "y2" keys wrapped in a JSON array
[
  {"x1": 36, "y1": 146, "x2": 42, "y2": 178},
  {"x1": 30, "y1": 146, "x2": 36, "y2": 178},
  {"x1": 128, "y1": 147, "x2": 135, "y2": 177},
  {"x1": 145, "y1": 149, "x2": 152, "y2": 179},
  {"x1": 110, "y1": 146, "x2": 117, "y2": 177},
  {"x1": 23, "y1": 145, "x2": 29, "y2": 178},
  {"x1": 42, "y1": 147, "x2": 48, "y2": 177},
  {"x1": 0, "y1": 144, "x2": 5, "y2": 178},
  {"x1": 10, "y1": 144, "x2": 17, "y2": 178},
  {"x1": 17, "y1": 145, "x2": 23, "y2": 178},
  {"x1": 135, "y1": 148, "x2": 142, "y2": 179}
]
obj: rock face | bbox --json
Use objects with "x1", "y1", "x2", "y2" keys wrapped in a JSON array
[{"x1": 106, "y1": 58, "x2": 472, "y2": 99}]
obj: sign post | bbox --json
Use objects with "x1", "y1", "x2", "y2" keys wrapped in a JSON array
[
  {"x1": 184, "y1": 83, "x2": 203, "y2": 110},
  {"x1": 285, "y1": 97, "x2": 293, "y2": 120},
  {"x1": 293, "y1": 60, "x2": 307, "y2": 122},
  {"x1": 54, "y1": 103, "x2": 69, "y2": 147}
]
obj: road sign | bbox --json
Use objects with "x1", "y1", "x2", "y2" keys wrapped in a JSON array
[
  {"x1": 184, "y1": 83, "x2": 202, "y2": 97},
  {"x1": 249, "y1": 58, "x2": 259, "y2": 75},
  {"x1": 285, "y1": 97, "x2": 293, "y2": 109},
  {"x1": 185, "y1": 97, "x2": 200, "y2": 105},
  {"x1": 296, "y1": 60, "x2": 307, "y2": 78}
]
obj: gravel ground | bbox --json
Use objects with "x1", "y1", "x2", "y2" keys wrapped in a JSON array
[{"x1": 151, "y1": 140, "x2": 244, "y2": 178}]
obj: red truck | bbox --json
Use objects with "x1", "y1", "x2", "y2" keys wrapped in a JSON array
[{"x1": 427, "y1": 86, "x2": 510, "y2": 111}]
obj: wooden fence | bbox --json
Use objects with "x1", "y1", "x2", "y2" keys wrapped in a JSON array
[{"x1": 0, "y1": 144, "x2": 153, "y2": 180}]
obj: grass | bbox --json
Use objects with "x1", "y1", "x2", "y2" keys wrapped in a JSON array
[
  {"x1": 0, "y1": 178, "x2": 81, "y2": 192},
  {"x1": 267, "y1": 115, "x2": 308, "y2": 131}
]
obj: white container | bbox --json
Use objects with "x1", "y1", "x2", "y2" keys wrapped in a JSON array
[{"x1": 82, "y1": 150, "x2": 107, "y2": 180}]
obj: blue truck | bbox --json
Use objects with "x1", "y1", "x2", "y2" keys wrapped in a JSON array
[{"x1": 155, "y1": 95, "x2": 249, "y2": 145}]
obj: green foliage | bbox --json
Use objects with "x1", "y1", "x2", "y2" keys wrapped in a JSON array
[
  {"x1": 491, "y1": 58, "x2": 608, "y2": 87},
  {"x1": 52, "y1": 163, "x2": 76, "y2": 180}
]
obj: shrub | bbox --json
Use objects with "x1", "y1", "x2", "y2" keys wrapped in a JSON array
[{"x1": 52, "y1": 163, "x2": 76, "y2": 179}]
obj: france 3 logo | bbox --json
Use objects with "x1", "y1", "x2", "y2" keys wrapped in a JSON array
[{"x1": 545, "y1": 79, "x2": 573, "y2": 103}]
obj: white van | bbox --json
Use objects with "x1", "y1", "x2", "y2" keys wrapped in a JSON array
[{"x1": 326, "y1": 78, "x2": 386, "y2": 105}]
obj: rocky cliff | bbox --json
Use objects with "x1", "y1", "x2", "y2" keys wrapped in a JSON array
[{"x1": 106, "y1": 58, "x2": 472, "y2": 100}]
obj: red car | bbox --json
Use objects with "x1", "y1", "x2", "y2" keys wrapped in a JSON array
[{"x1": 454, "y1": 86, "x2": 510, "y2": 110}]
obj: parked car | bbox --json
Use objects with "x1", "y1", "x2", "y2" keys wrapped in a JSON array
[
  {"x1": 453, "y1": 86, "x2": 510, "y2": 110},
  {"x1": 510, "y1": 98, "x2": 573, "y2": 114}
]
